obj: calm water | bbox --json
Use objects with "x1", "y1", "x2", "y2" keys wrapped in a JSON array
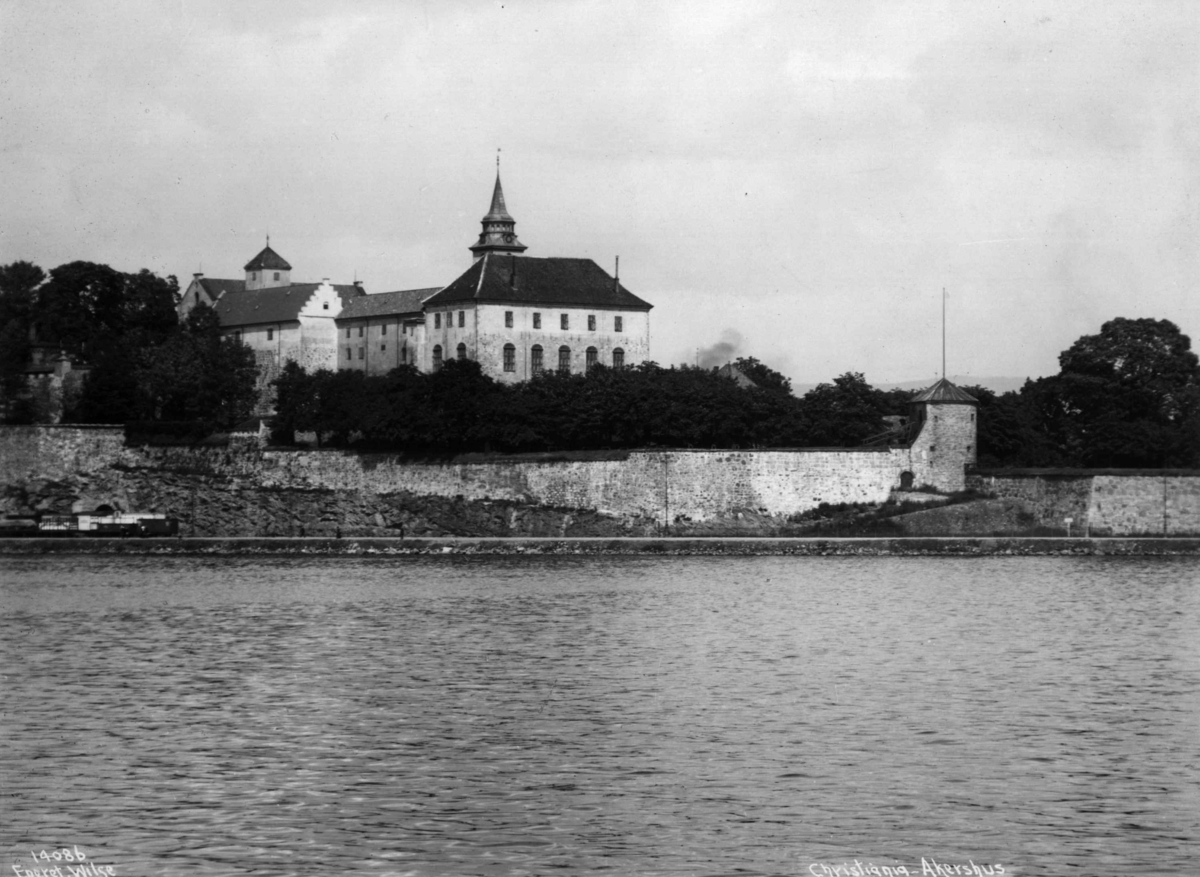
[{"x1": 1, "y1": 555, "x2": 1197, "y2": 877}]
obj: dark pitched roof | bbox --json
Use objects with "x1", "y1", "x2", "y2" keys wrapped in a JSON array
[
  {"x1": 196, "y1": 277, "x2": 246, "y2": 299},
  {"x1": 338, "y1": 288, "x2": 441, "y2": 320},
  {"x1": 424, "y1": 254, "x2": 652, "y2": 310},
  {"x1": 214, "y1": 283, "x2": 363, "y2": 327},
  {"x1": 912, "y1": 378, "x2": 978, "y2": 404},
  {"x1": 243, "y1": 246, "x2": 292, "y2": 272}
]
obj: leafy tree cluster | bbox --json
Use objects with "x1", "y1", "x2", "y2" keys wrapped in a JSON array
[
  {"x1": 0, "y1": 260, "x2": 257, "y2": 427},
  {"x1": 968, "y1": 318, "x2": 1200, "y2": 468},
  {"x1": 271, "y1": 357, "x2": 907, "y2": 453}
]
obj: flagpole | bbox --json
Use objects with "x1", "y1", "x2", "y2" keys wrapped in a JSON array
[{"x1": 942, "y1": 287, "x2": 946, "y2": 380}]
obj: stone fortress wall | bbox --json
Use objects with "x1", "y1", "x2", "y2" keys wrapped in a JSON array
[
  {"x1": 5, "y1": 418, "x2": 1199, "y2": 536},
  {"x1": 968, "y1": 471, "x2": 1200, "y2": 536},
  {"x1": 2, "y1": 404, "x2": 959, "y2": 533}
]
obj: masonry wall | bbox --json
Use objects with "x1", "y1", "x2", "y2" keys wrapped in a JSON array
[
  {"x1": 968, "y1": 471, "x2": 1200, "y2": 535},
  {"x1": 1, "y1": 426, "x2": 935, "y2": 528}
]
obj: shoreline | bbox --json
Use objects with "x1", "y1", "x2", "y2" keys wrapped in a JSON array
[{"x1": 2, "y1": 536, "x2": 1200, "y2": 556}]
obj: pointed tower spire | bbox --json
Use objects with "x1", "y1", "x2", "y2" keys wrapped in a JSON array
[{"x1": 469, "y1": 157, "x2": 527, "y2": 262}]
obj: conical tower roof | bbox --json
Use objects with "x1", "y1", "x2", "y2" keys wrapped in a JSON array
[
  {"x1": 911, "y1": 377, "x2": 978, "y2": 404},
  {"x1": 482, "y1": 173, "x2": 514, "y2": 222}
]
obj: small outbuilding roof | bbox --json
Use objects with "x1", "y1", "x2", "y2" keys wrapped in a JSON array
[
  {"x1": 424, "y1": 253, "x2": 652, "y2": 310},
  {"x1": 911, "y1": 378, "x2": 978, "y2": 404},
  {"x1": 338, "y1": 288, "x2": 441, "y2": 320}
]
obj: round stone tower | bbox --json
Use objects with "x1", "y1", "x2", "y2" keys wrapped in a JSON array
[{"x1": 909, "y1": 378, "x2": 978, "y2": 492}]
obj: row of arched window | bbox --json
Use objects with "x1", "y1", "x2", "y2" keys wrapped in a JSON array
[{"x1": 431, "y1": 344, "x2": 624, "y2": 373}]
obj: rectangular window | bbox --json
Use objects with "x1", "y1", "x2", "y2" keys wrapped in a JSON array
[
  {"x1": 401, "y1": 347, "x2": 407, "y2": 363},
  {"x1": 267, "y1": 328, "x2": 274, "y2": 341},
  {"x1": 533, "y1": 313, "x2": 541, "y2": 329},
  {"x1": 381, "y1": 343, "x2": 386, "y2": 352},
  {"x1": 561, "y1": 314, "x2": 569, "y2": 330},
  {"x1": 435, "y1": 313, "x2": 441, "y2": 329},
  {"x1": 531, "y1": 346, "x2": 543, "y2": 373},
  {"x1": 615, "y1": 316, "x2": 623, "y2": 332},
  {"x1": 358, "y1": 347, "x2": 364, "y2": 360},
  {"x1": 346, "y1": 348, "x2": 352, "y2": 360},
  {"x1": 381, "y1": 324, "x2": 387, "y2": 336},
  {"x1": 346, "y1": 327, "x2": 351, "y2": 338},
  {"x1": 503, "y1": 344, "x2": 515, "y2": 372},
  {"x1": 587, "y1": 315, "x2": 596, "y2": 331},
  {"x1": 505, "y1": 311, "x2": 513, "y2": 328},
  {"x1": 273, "y1": 272, "x2": 280, "y2": 281},
  {"x1": 358, "y1": 326, "x2": 364, "y2": 337},
  {"x1": 458, "y1": 311, "x2": 465, "y2": 328}
]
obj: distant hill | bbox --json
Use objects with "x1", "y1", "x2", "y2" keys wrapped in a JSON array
[{"x1": 792, "y1": 376, "x2": 1032, "y2": 396}]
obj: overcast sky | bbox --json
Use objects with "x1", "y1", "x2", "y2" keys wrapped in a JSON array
[{"x1": 2, "y1": 1, "x2": 1197, "y2": 385}]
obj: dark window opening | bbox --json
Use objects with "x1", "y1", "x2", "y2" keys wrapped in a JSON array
[
  {"x1": 505, "y1": 311, "x2": 513, "y2": 328},
  {"x1": 560, "y1": 314, "x2": 569, "y2": 331},
  {"x1": 586, "y1": 347, "x2": 598, "y2": 371},
  {"x1": 267, "y1": 328, "x2": 273, "y2": 341},
  {"x1": 456, "y1": 342, "x2": 467, "y2": 360},
  {"x1": 558, "y1": 345, "x2": 571, "y2": 373},
  {"x1": 587, "y1": 315, "x2": 596, "y2": 331},
  {"x1": 613, "y1": 347, "x2": 625, "y2": 368},
  {"x1": 615, "y1": 316, "x2": 623, "y2": 332},
  {"x1": 433, "y1": 345, "x2": 443, "y2": 370},
  {"x1": 900, "y1": 471, "x2": 914, "y2": 490},
  {"x1": 533, "y1": 313, "x2": 541, "y2": 329},
  {"x1": 503, "y1": 344, "x2": 516, "y2": 372},
  {"x1": 531, "y1": 345, "x2": 543, "y2": 374},
  {"x1": 458, "y1": 311, "x2": 465, "y2": 328}
]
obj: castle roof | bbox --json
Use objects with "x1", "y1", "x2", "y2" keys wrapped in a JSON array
[
  {"x1": 424, "y1": 254, "x2": 652, "y2": 310},
  {"x1": 194, "y1": 277, "x2": 246, "y2": 299},
  {"x1": 243, "y1": 245, "x2": 292, "y2": 272},
  {"x1": 214, "y1": 283, "x2": 363, "y2": 327},
  {"x1": 338, "y1": 288, "x2": 441, "y2": 320},
  {"x1": 912, "y1": 378, "x2": 978, "y2": 404}
]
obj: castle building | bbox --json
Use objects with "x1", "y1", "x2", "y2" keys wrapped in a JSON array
[{"x1": 179, "y1": 171, "x2": 653, "y2": 389}]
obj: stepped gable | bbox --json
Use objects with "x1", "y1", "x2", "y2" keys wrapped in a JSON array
[
  {"x1": 424, "y1": 254, "x2": 652, "y2": 309},
  {"x1": 338, "y1": 288, "x2": 441, "y2": 319},
  {"x1": 213, "y1": 283, "x2": 363, "y2": 327},
  {"x1": 243, "y1": 245, "x2": 292, "y2": 272},
  {"x1": 911, "y1": 377, "x2": 978, "y2": 405}
]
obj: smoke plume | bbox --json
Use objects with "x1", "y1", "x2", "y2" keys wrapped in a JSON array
[{"x1": 695, "y1": 329, "x2": 744, "y2": 369}]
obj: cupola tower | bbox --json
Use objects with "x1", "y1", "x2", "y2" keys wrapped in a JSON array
[
  {"x1": 469, "y1": 164, "x2": 527, "y2": 262},
  {"x1": 244, "y1": 239, "x2": 292, "y2": 290}
]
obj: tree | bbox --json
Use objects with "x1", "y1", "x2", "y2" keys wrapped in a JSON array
[
  {"x1": 0, "y1": 261, "x2": 46, "y2": 419},
  {"x1": 798, "y1": 372, "x2": 891, "y2": 446},
  {"x1": 1047, "y1": 318, "x2": 1200, "y2": 467}
]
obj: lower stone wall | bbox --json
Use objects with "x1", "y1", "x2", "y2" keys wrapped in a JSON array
[
  {"x1": 969, "y1": 471, "x2": 1200, "y2": 536},
  {"x1": 1, "y1": 426, "x2": 928, "y2": 535}
]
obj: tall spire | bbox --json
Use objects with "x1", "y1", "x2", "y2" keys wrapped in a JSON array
[{"x1": 469, "y1": 158, "x2": 527, "y2": 261}]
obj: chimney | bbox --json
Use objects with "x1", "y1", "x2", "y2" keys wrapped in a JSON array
[
  {"x1": 353, "y1": 280, "x2": 364, "y2": 289},
  {"x1": 193, "y1": 272, "x2": 204, "y2": 280}
]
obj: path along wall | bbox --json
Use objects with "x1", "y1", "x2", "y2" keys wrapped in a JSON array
[
  {"x1": 968, "y1": 471, "x2": 1200, "y2": 536},
  {"x1": 1, "y1": 424, "x2": 958, "y2": 528}
]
